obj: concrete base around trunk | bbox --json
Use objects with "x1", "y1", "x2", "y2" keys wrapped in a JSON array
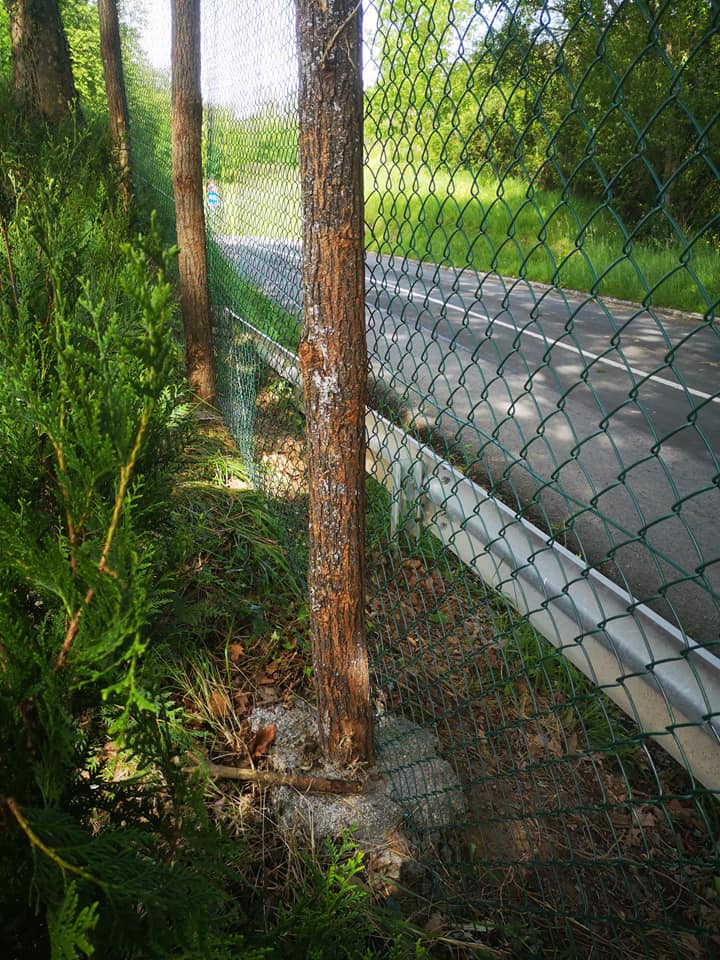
[{"x1": 249, "y1": 701, "x2": 466, "y2": 893}]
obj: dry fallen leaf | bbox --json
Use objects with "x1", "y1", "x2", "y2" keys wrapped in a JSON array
[
  {"x1": 528, "y1": 733, "x2": 562, "y2": 760},
  {"x1": 249, "y1": 724, "x2": 277, "y2": 759},
  {"x1": 208, "y1": 689, "x2": 231, "y2": 718},
  {"x1": 233, "y1": 690, "x2": 252, "y2": 714},
  {"x1": 256, "y1": 684, "x2": 281, "y2": 704},
  {"x1": 485, "y1": 646, "x2": 500, "y2": 669},
  {"x1": 255, "y1": 669, "x2": 278, "y2": 685},
  {"x1": 228, "y1": 642, "x2": 244, "y2": 663},
  {"x1": 636, "y1": 806, "x2": 658, "y2": 829},
  {"x1": 425, "y1": 912, "x2": 446, "y2": 936}
]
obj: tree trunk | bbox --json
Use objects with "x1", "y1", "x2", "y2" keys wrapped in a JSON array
[
  {"x1": 171, "y1": 0, "x2": 216, "y2": 404},
  {"x1": 297, "y1": 0, "x2": 373, "y2": 766},
  {"x1": 6, "y1": 0, "x2": 78, "y2": 122},
  {"x1": 98, "y1": 0, "x2": 131, "y2": 208}
]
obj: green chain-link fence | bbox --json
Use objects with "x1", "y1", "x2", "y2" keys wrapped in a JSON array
[{"x1": 124, "y1": 1, "x2": 720, "y2": 955}]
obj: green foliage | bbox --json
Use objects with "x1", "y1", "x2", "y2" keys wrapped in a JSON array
[
  {"x1": 122, "y1": 56, "x2": 176, "y2": 243},
  {"x1": 365, "y1": 0, "x2": 720, "y2": 310},
  {"x1": 0, "y1": 89, "x2": 430, "y2": 960},
  {"x1": 0, "y1": 1, "x2": 104, "y2": 115},
  {"x1": 269, "y1": 836, "x2": 428, "y2": 960},
  {"x1": 61, "y1": 0, "x2": 106, "y2": 115},
  {"x1": 0, "y1": 3, "x2": 10, "y2": 81},
  {"x1": 369, "y1": 0, "x2": 720, "y2": 236},
  {"x1": 206, "y1": 104, "x2": 299, "y2": 182},
  {"x1": 0, "y1": 109, "x2": 244, "y2": 960},
  {"x1": 47, "y1": 883, "x2": 99, "y2": 960}
]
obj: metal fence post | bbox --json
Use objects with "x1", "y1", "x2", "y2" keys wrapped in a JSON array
[{"x1": 297, "y1": 0, "x2": 373, "y2": 766}]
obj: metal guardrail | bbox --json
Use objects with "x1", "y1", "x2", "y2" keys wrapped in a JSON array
[{"x1": 226, "y1": 306, "x2": 720, "y2": 791}]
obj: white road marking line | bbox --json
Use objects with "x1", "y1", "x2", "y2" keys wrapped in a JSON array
[{"x1": 382, "y1": 284, "x2": 720, "y2": 406}]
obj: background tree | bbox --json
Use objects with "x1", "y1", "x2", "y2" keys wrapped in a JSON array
[
  {"x1": 0, "y1": 4, "x2": 10, "y2": 80},
  {"x1": 4, "y1": 0, "x2": 79, "y2": 121},
  {"x1": 171, "y1": 0, "x2": 216, "y2": 404},
  {"x1": 98, "y1": 0, "x2": 131, "y2": 206},
  {"x1": 368, "y1": 0, "x2": 720, "y2": 238}
]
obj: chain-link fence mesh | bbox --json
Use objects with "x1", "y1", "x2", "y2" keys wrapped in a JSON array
[
  {"x1": 123, "y1": 1, "x2": 720, "y2": 955},
  {"x1": 123, "y1": 31, "x2": 174, "y2": 242}
]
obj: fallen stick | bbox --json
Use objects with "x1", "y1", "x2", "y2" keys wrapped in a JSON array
[{"x1": 187, "y1": 761, "x2": 364, "y2": 795}]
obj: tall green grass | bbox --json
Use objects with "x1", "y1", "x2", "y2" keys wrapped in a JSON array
[
  {"x1": 365, "y1": 160, "x2": 718, "y2": 314},
  {"x1": 212, "y1": 158, "x2": 716, "y2": 314},
  {"x1": 208, "y1": 237, "x2": 301, "y2": 350}
]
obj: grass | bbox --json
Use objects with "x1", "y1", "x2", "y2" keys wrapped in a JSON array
[
  {"x1": 210, "y1": 158, "x2": 717, "y2": 314},
  {"x1": 365, "y1": 158, "x2": 718, "y2": 314},
  {"x1": 212, "y1": 169, "x2": 301, "y2": 241},
  {"x1": 167, "y1": 427, "x2": 302, "y2": 651},
  {"x1": 156, "y1": 422, "x2": 438, "y2": 960},
  {"x1": 208, "y1": 236, "x2": 302, "y2": 351}
]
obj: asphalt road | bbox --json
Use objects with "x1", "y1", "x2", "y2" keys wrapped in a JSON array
[{"x1": 215, "y1": 235, "x2": 720, "y2": 644}]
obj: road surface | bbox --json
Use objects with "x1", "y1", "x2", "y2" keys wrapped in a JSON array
[{"x1": 214, "y1": 235, "x2": 720, "y2": 644}]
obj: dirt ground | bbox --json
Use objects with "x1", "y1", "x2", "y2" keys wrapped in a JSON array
[{"x1": 207, "y1": 373, "x2": 720, "y2": 959}]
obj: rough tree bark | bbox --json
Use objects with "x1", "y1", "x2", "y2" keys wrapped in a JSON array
[
  {"x1": 171, "y1": 0, "x2": 216, "y2": 404},
  {"x1": 98, "y1": 0, "x2": 131, "y2": 208},
  {"x1": 297, "y1": 0, "x2": 373, "y2": 766},
  {"x1": 5, "y1": 0, "x2": 79, "y2": 122}
]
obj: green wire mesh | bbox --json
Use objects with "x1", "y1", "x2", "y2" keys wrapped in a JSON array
[{"x1": 123, "y1": 1, "x2": 720, "y2": 955}]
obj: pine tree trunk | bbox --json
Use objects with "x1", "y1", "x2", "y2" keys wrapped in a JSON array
[
  {"x1": 171, "y1": 0, "x2": 216, "y2": 404},
  {"x1": 6, "y1": 0, "x2": 78, "y2": 122},
  {"x1": 98, "y1": 0, "x2": 131, "y2": 208},
  {"x1": 297, "y1": 0, "x2": 373, "y2": 767}
]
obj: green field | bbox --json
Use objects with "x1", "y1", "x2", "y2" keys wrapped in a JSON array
[{"x1": 214, "y1": 161, "x2": 717, "y2": 315}]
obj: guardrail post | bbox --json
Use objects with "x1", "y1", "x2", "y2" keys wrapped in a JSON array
[
  {"x1": 297, "y1": 0, "x2": 373, "y2": 766},
  {"x1": 391, "y1": 450, "x2": 424, "y2": 540}
]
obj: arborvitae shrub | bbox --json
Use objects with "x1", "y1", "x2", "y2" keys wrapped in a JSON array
[{"x1": 0, "y1": 110, "x2": 246, "y2": 960}]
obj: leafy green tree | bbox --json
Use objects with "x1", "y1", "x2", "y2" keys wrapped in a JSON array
[
  {"x1": 368, "y1": 0, "x2": 474, "y2": 165},
  {"x1": 0, "y1": 4, "x2": 10, "y2": 79},
  {"x1": 367, "y1": 0, "x2": 720, "y2": 237},
  {"x1": 61, "y1": 0, "x2": 106, "y2": 113},
  {"x1": 0, "y1": 109, "x2": 246, "y2": 959}
]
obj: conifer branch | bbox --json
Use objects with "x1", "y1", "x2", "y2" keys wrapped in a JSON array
[
  {"x1": 1, "y1": 219, "x2": 19, "y2": 310},
  {"x1": 51, "y1": 436, "x2": 78, "y2": 576},
  {"x1": 2, "y1": 797, "x2": 107, "y2": 890},
  {"x1": 98, "y1": 406, "x2": 151, "y2": 576},
  {"x1": 56, "y1": 406, "x2": 152, "y2": 669}
]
